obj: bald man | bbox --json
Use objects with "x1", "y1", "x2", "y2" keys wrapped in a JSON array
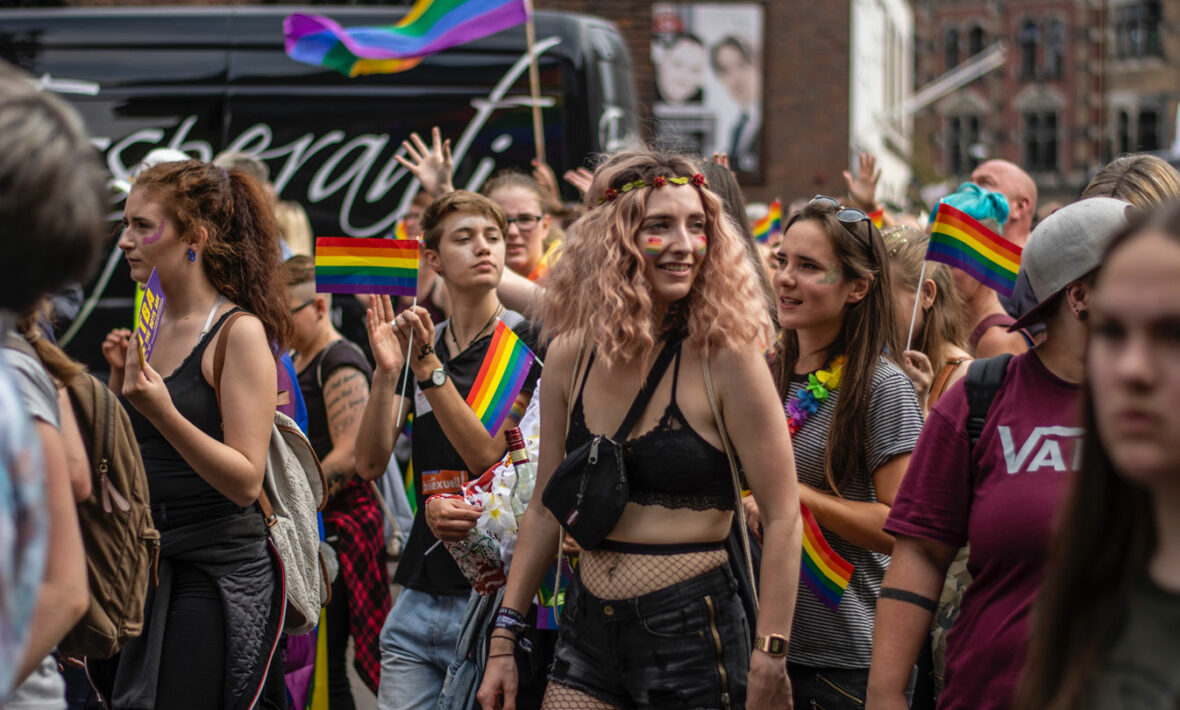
[
  {"x1": 972, "y1": 160, "x2": 1040, "y2": 322},
  {"x1": 971, "y1": 160, "x2": 1038, "y2": 247}
]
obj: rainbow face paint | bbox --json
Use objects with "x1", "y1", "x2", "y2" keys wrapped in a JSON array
[
  {"x1": 693, "y1": 235, "x2": 707, "y2": 258},
  {"x1": 644, "y1": 236, "x2": 664, "y2": 258},
  {"x1": 142, "y1": 223, "x2": 164, "y2": 245}
]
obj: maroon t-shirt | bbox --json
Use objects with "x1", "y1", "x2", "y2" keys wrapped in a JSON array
[{"x1": 885, "y1": 351, "x2": 1081, "y2": 710}]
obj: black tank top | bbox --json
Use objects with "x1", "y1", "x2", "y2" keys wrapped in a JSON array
[
  {"x1": 124, "y1": 308, "x2": 250, "y2": 517},
  {"x1": 565, "y1": 347, "x2": 731, "y2": 511}
]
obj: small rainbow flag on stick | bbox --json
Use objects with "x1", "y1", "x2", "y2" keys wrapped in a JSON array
[
  {"x1": 465, "y1": 321, "x2": 536, "y2": 436},
  {"x1": 928, "y1": 203, "x2": 1023, "y2": 297},
  {"x1": 284, "y1": 0, "x2": 528, "y2": 77},
  {"x1": 752, "y1": 198, "x2": 783, "y2": 244},
  {"x1": 315, "y1": 237, "x2": 419, "y2": 296},
  {"x1": 800, "y1": 503, "x2": 854, "y2": 611}
]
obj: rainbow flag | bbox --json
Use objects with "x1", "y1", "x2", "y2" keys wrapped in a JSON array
[
  {"x1": 868, "y1": 207, "x2": 885, "y2": 229},
  {"x1": 752, "y1": 198, "x2": 783, "y2": 244},
  {"x1": 393, "y1": 220, "x2": 409, "y2": 241},
  {"x1": 284, "y1": 0, "x2": 528, "y2": 78},
  {"x1": 928, "y1": 203, "x2": 1022, "y2": 297},
  {"x1": 315, "y1": 237, "x2": 419, "y2": 296},
  {"x1": 800, "y1": 503, "x2": 854, "y2": 611},
  {"x1": 465, "y1": 321, "x2": 536, "y2": 436}
]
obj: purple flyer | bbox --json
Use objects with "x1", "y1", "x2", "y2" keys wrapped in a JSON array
[{"x1": 135, "y1": 268, "x2": 166, "y2": 362}]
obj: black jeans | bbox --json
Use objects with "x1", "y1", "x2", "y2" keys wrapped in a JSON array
[
  {"x1": 788, "y1": 664, "x2": 867, "y2": 710},
  {"x1": 549, "y1": 564, "x2": 750, "y2": 709}
]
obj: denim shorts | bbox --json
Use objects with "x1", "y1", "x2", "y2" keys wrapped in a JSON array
[{"x1": 549, "y1": 563, "x2": 751, "y2": 709}]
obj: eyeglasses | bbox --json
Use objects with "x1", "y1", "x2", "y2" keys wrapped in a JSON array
[
  {"x1": 505, "y1": 214, "x2": 543, "y2": 232},
  {"x1": 809, "y1": 195, "x2": 871, "y2": 226},
  {"x1": 290, "y1": 297, "x2": 315, "y2": 315}
]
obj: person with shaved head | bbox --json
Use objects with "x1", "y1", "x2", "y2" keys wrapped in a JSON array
[{"x1": 972, "y1": 160, "x2": 1041, "y2": 326}]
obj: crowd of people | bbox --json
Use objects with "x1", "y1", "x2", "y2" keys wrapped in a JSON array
[{"x1": 3, "y1": 53, "x2": 1180, "y2": 710}]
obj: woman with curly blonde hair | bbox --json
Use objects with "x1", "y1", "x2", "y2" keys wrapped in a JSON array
[{"x1": 478, "y1": 149, "x2": 802, "y2": 710}]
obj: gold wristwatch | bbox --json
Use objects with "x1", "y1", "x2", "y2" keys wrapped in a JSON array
[{"x1": 753, "y1": 633, "x2": 788, "y2": 658}]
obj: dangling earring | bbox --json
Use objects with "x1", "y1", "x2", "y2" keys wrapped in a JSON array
[{"x1": 187, "y1": 248, "x2": 197, "y2": 262}]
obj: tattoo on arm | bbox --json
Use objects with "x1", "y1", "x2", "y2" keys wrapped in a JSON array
[
  {"x1": 325, "y1": 369, "x2": 369, "y2": 445},
  {"x1": 879, "y1": 586, "x2": 938, "y2": 612}
]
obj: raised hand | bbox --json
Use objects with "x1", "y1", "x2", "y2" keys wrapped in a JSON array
[
  {"x1": 843, "y1": 151, "x2": 881, "y2": 211},
  {"x1": 711, "y1": 151, "x2": 731, "y2": 169},
  {"x1": 562, "y1": 167, "x2": 594, "y2": 197},
  {"x1": 393, "y1": 305, "x2": 440, "y2": 381},
  {"x1": 395, "y1": 126, "x2": 455, "y2": 198},
  {"x1": 365, "y1": 294, "x2": 407, "y2": 375},
  {"x1": 530, "y1": 158, "x2": 562, "y2": 209}
]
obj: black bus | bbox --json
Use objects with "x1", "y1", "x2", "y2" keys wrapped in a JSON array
[{"x1": 0, "y1": 6, "x2": 639, "y2": 368}]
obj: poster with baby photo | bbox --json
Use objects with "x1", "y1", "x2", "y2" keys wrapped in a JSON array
[{"x1": 651, "y1": 3, "x2": 764, "y2": 180}]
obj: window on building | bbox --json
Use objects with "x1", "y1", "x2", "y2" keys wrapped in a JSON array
[
  {"x1": 968, "y1": 25, "x2": 985, "y2": 57},
  {"x1": 1045, "y1": 20, "x2": 1065, "y2": 78},
  {"x1": 1116, "y1": 1, "x2": 1164, "y2": 58},
  {"x1": 1118, "y1": 110, "x2": 1131, "y2": 154},
  {"x1": 1019, "y1": 20, "x2": 1040, "y2": 78},
  {"x1": 945, "y1": 27, "x2": 960, "y2": 71},
  {"x1": 1024, "y1": 111, "x2": 1058, "y2": 172},
  {"x1": 1138, "y1": 109, "x2": 1160, "y2": 150},
  {"x1": 947, "y1": 115, "x2": 982, "y2": 175}
]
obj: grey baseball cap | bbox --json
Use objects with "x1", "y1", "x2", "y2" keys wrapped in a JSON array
[{"x1": 1011, "y1": 197, "x2": 1133, "y2": 330}]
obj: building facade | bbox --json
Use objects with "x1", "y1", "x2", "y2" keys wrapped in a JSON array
[
  {"x1": 540, "y1": 0, "x2": 914, "y2": 205},
  {"x1": 914, "y1": 0, "x2": 1180, "y2": 204}
]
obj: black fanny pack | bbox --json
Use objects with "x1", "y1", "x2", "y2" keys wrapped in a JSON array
[{"x1": 542, "y1": 336, "x2": 682, "y2": 549}]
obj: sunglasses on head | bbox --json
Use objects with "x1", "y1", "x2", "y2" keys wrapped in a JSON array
[{"x1": 809, "y1": 195, "x2": 871, "y2": 226}]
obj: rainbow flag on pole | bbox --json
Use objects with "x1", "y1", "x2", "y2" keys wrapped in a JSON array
[
  {"x1": 284, "y1": 0, "x2": 529, "y2": 77},
  {"x1": 315, "y1": 237, "x2": 419, "y2": 296},
  {"x1": 465, "y1": 321, "x2": 536, "y2": 436},
  {"x1": 928, "y1": 203, "x2": 1022, "y2": 297},
  {"x1": 800, "y1": 503, "x2": 854, "y2": 611},
  {"x1": 752, "y1": 198, "x2": 783, "y2": 244}
]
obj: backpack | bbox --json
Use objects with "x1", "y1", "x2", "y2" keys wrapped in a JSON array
[
  {"x1": 212, "y1": 312, "x2": 329, "y2": 635},
  {"x1": 3, "y1": 333, "x2": 160, "y2": 659}
]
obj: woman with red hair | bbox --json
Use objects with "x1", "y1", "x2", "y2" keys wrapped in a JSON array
[{"x1": 94, "y1": 160, "x2": 291, "y2": 709}]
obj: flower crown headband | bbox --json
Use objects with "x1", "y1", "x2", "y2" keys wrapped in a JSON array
[{"x1": 593, "y1": 172, "x2": 707, "y2": 207}]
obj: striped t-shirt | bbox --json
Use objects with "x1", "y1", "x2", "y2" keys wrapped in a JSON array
[{"x1": 787, "y1": 356, "x2": 924, "y2": 668}]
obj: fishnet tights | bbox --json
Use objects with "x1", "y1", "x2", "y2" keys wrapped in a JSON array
[
  {"x1": 578, "y1": 548, "x2": 728, "y2": 599},
  {"x1": 542, "y1": 682, "x2": 620, "y2": 710}
]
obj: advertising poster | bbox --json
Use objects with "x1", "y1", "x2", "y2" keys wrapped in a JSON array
[{"x1": 652, "y1": 3, "x2": 765, "y2": 179}]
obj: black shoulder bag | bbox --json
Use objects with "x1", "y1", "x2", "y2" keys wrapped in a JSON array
[{"x1": 542, "y1": 336, "x2": 683, "y2": 549}]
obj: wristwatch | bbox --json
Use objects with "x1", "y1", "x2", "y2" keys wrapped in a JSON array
[
  {"x1": 417, "y1": 366, "x2": 447, "y2": 390},
  {"x1": 753, "y1": 634, "x2": 788, "y2": 658}
]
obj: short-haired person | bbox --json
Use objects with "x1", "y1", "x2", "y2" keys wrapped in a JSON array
[
  {"x1": 867, "y1": 198, "x2": 1133, "y2": 710},
  {"x1": 0, "y1": 60, "x2": 106, "y2": 698},
  {"x1": 884, "y1": 226, "x2": 972, "y2": 414},
  {"x1": 478, "y1": 150, "x2": 802, "y2": 710},
  {"x1": 1015, "y1": 203, "x2": 1180, "y2": 710},
  {"x1": 969, "y1": 159, "x2": 1041, "y2": 321},
  {"x1": 94, "y1": 160, "x2": 292, "y2": 708},
  {"x1": 710, "y1": 36, "x2": 761, "y2": 173},
  {"x1": 935, "y1": 184, "x2": 1031, "y2": 358},
  {"x1": 760, "y1": 197, "x2": 925, "y2": 708},
  {"x1": 1081, "y1": 152, "x2": 1180, "y2": 207},
  {"x1": 284, "y1": 256, "x2": 390, "y2": 707},
  {"x1": 354, "y1": 190, "x2": 541, "y2": 710},
  {"x1": 654, "y1": 33, "x2": 706, "y2": 105}
]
